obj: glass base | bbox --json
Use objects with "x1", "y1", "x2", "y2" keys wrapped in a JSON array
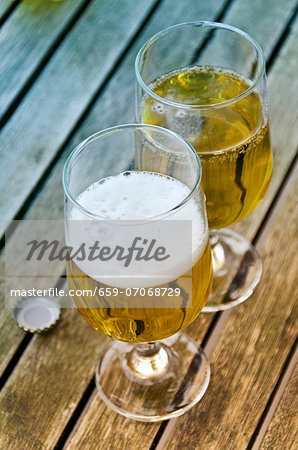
[
  {"x1": 203, "y1": 229, "x2": 262, "y2": 312},
  {"x1": 95, "y1": 333, "x2": 210, "y2": 422}
]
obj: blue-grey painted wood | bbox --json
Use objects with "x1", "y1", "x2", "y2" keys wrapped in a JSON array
[
  {"x1": 0, "y1": 0, "x2": 297, "y2": 448},
  {"x1": 0, "y1": 0, "x2": 229, "y2": 380},
  {"x1": 221, "y1": 0, "x2": 297, "y2": 61},
  {"x1": 0, "y1": 0, "x2": 16, "y2": 19},
  {"x1": 191, "y1": 0, "x2": 297, "y2": 76},
  {"x1": 22, "y1": 0, "x2": 228, "y2": 220},
  {"x1": 0, "y1": 0, "x2": 156, "y2": 235},
  {"x1": 66, "y1": 15, "x2": 298, "y2": 449},
  {"x1": 0, "y1": 0, "x2": 158, "y2": 378},
  {"x1": 0, "y1": 0, "x2": 231, "y2": 443},
  {"x1": 0, "y1": 0, "x2": 87, "y2": 121}
]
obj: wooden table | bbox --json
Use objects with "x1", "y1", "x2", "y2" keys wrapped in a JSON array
[{"x1": 0, "y1": 0, "x2": 297, "y2": 448}]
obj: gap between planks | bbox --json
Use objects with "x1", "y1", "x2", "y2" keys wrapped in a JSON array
[
  {"x1": 0, "y1": 0, "x2": 93, "y2": 130},
  {"x1": 0, "y1": 0, "x2": 295, "y2": 243},
  {"x1": 0, "y1": 274, "x2": 67, "y2": 392},
  {"x1": 148, "y1": 6, "x2": 298, "y2": 449},
  {"x1": 152, "y1": 153, "x2": 298, "y2": 450},
  {"x1": 266, "y1": 2, "x2": 298, "y2": 72},
  {"x1": 60, "y1": 155, "x2": 297, "y2": 449},
  {"x1": 55, "y1": 376, "x2": 96, "y2": 450},
  {"x1": 246, "y1": 157, "x2": 298, "y2": 449},
  {"x1": 0, "y1": 0, "x2": 21, "y2": 29},
  {"x1": 249, "y1": 339, "x2": 298, "y2": 450},
  {"x1": 56, "y1": 1, "x2": 238, "y2": 446},
  {"x1": 0, "y1": 0, "x2": 296, "y2": 446},
  {"x1": 0, "y1": 0, "x2": 163, "y2": 252}
]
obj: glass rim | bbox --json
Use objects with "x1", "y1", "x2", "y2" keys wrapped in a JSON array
[
  {"x1": 62, "y1": 123, "x2": 202, "y2": 220},
  {"x1": 135, "y1": 20, "x2": 266, "y2": 111}
]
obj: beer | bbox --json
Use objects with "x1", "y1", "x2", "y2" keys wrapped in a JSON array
[
  {"x1": 67, "y1": 171, "x2": 212, "y2": 342},
  {"x1": 141, "y1": 66, "x2": 273, "y2": 229}
]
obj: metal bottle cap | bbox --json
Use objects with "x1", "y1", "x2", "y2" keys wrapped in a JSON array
[{"x1": 13, "y1": 296, "x2": 61, "y2": 333}]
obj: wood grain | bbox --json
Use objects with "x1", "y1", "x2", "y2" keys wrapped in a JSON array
[
  {"x1": 0, "y1": 1, "x2": 227, "y2": 447},
  {"x1": 0, "y1": 0, "x2": 156, "y2": 236},
  {"x1": 0, "y1": 0, "x2": 296, "y2": 449},
  {"x1": 63, "y1": 1, "x2": 298, "y2": 447},
  {"x1": 0, "y1": 306, "x2": 107, "y2": 449},
  {"x1": 0, "y1": 0, "x2": 157, "y2": 377},
  {"x1": 64, "y1": 391, "x2": 160, "y2": 450},
  {"x1": 0, "y1": 276, "x2": 25, "y2": 377},
  {"x1": 24, "y1": 0, "x2": 227, "y2": 219},
  {"x1": 0, "y1": 0, "x2": 87, "y2": 122},
  {"x1": 231, "y1": 12, "x2": 298, "y2": 240},
  {"x1": 164, "y1": 169, "x2": 298, "y2": 449},
  {"x1": 260, "y1": 362, "x2": 298, "y2": 450},
  {"x1": 222, "y1": 0, "x2": 297, "y2": 61},
  {"x1": 0, "y1": 0, "x2": 17, "y2": 19},
  {"x1": 0, "y1": 0, "x2": 227, "y2": 376}
]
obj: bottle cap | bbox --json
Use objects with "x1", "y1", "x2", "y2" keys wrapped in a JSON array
[{"x1": 13, "y1": 296, "x2": 61, "y2": 333}]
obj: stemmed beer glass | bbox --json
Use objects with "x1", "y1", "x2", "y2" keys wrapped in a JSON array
[
  {"x1": 135, "y1": 22, "x2": 273, "y2": 311},
  {"x1": 63, "y1": 124, "x2": 213, "y2": 421}
]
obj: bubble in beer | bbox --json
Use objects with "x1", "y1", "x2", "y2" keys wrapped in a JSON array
[
  {"x1": 151, "y1": 103, "x2": 166, "y2": 114},
  {"x1": 67, "y1": 170, "x2": 212, "y2": 341},
  {"x1": 143, "y1": 66, "x2": 272, "y2": 228}
]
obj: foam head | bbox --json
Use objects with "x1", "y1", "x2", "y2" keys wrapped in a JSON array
[{"x1": 67, "y1": 171, "x2": 208, "y2": 288}]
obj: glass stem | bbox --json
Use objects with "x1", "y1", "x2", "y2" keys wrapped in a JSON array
[
  {"x1": 127, "y1": 342, "x2": 169, "y2": 379},
  {"x1": 210, "y1": 231, "x2": 225, "y2": 273}
]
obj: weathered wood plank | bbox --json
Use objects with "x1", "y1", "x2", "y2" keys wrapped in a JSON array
[
  {"x1": 260, "y1": 362, "x2": 298, "y2": 450},
  {"x1": 0, "y1": 0, "x2": 157, "y2": 376},
  {"x1": 0, "y1": 0, "x2": 87, "y2": 122},
  {"x1": 64, "y1": 390, "x2": 160, "y2": 450},
  {"x1": 0, "y1": 0, "x2": 16, "y2": 20},
  {"x1": 0, "y1": 0, "x2": 296, "y2": 242},
  {"x1": 63, "y1": 324, "x2": 214, "y2": 449},
  {"x1": 0, "y1": 0, "x2": 229, "y2": 373},
  {"x1": 223, "y1": 0, "x2": 297, "y2": 61},
  {"x1": 30, "y1": 0, "x2": 298, "y2": 223},
  {"x1": 0, "y1": 1, "x2": 227, "y2": 447},
  {"x1": 0, "y1": 306, "x2": 107, "y2": 450},
  {"x1": 160, "y1": 10, "x2": 298, "y2": 448},
  {"x1": 231, "y1": 10, "x2": 298, "y2": 240},
  {"x1": 0, "y1": 1, "x2": 296, "y2": 449},
  {"x1": 164, "y1": 167, "x2": 297, "y2": 449},
  {"x1": 0, "y1": 273, "x2": 26, "y2": 377},
  {"x1": 0, "y1": 0, "x2": 156, "y2": 236},
  {"x1": 62, "y1": 2, "x2": 298, "y2": 447},
  {"x1": 193, "y1": 0, "x2": 297, "y2": 81}
]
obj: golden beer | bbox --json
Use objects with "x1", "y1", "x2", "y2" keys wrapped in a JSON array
[
  {"x1": 141, "y1": 67, "x2": 273, "y2": 229},
  {"x1": 67, "y1": 242, "x2": 211, "y2": 342},
  {"x1": 66, "y1": 171, "x2": 212, "y2": 342}
]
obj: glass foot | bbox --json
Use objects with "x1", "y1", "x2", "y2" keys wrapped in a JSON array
[
  {"x1": 203, "y1": 229, "x2": 262, "y2": 312},
  {"x1": 95, "y1": 333, "x2": 210, "y2": 422}
]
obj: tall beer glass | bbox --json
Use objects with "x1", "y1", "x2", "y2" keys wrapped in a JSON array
[
  {"x1": 63, "y1": 124, "x2": 212, "y2": 421},
  {"x1": 135, "y1": 22, "x2": 273, "y2": 311}
]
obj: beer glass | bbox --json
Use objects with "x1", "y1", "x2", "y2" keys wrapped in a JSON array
[
  {"x1": 63, "y1": 124, "x2": 212, "y2": 421},
  {"x1": 135, "y1": 21, "x2": 273, "y2": 311}
]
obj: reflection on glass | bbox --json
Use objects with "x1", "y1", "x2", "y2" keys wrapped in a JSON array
[
  {"x1": 63, "y1": 124, "x2": 212, "y2": 421},
  {"x1": 136, "y1": 21, "x2": 273, "y2": 311}
]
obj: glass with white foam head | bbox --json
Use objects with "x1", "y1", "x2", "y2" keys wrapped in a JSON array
[
  {"x1": 135, "y1": 21, "x2": 273, "y2": 311},
  {"x1": 63, "y1": 124, "x2": 213, "y2": 421}
]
